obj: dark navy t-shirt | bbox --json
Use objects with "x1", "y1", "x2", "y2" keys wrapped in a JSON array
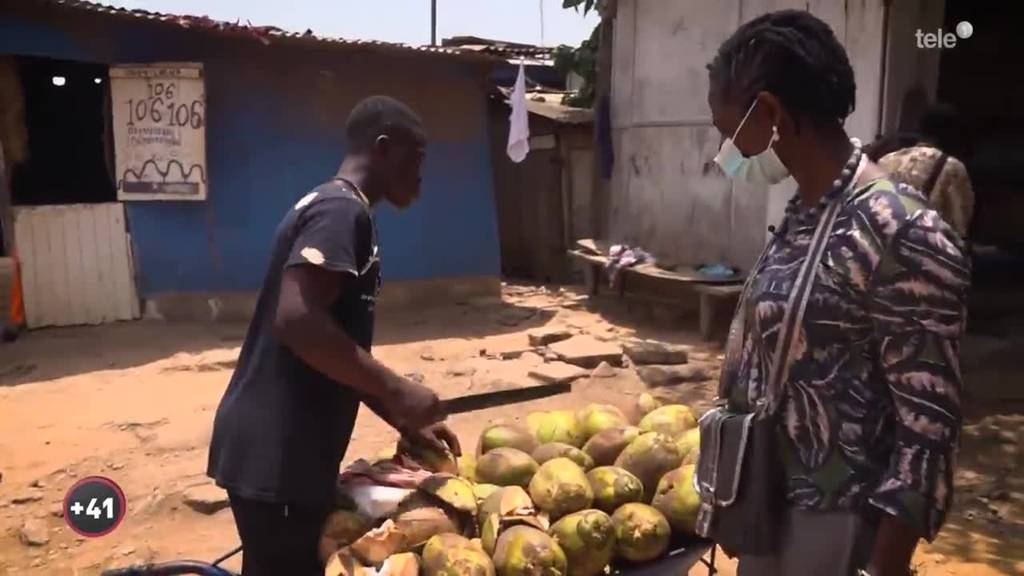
[{"x1": 207, "y1": 180, "x2": 380, "y2": 505}]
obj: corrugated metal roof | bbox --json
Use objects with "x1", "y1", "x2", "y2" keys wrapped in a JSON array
[
  {"x1": 442, "y1": 36, "x2": 556, "y2": 60},
  {"x1": 32, "y1": 0, "x2": 498, "y2": 64},
  {"x1": 498, "y1": 88, "x2": 593, "y2": 125}
]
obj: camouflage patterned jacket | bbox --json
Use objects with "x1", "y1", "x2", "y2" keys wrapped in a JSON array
[
  {"x1": 879, "y1": 145, "x2": 974, "y2": 238},
  {"x1": 727, "y1": 177, "x2": 970, "y2": 541}
]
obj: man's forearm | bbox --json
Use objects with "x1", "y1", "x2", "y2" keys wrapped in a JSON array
[{"x1": 275, "y1": 308, "x2": 400, "y2": 403}]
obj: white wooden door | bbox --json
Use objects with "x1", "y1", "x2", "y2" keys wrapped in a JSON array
[{"x1": 13, "y1": 203, "x2": 140, "y2": 328}]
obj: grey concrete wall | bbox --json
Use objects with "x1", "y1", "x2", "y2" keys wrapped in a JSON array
[{"x1": 609, "y1": 0, "x2": 887, "y2": 271}]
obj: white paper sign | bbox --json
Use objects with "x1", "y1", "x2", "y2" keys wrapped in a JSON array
[{"x1": 110, "y1": 64, "x2": 207, "y2": 201}]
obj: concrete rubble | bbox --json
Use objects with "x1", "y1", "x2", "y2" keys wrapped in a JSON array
[
  {"x1": 590, "y1": 361, "x2": 617, "y2": 378},
  {"x1": 636, "y1": 363, "x2": 712, "y2": 388},
  {"x1": 622, "y1": 339, "x2": 690, "y2": 365},
  {"x1": 527, "y1": 362, "x2": 589, "y2": 385},
  {"x1": 527, "y1": 328, "x2": 574, "y2": 347},
  {"x1": 19, "y1": 519, "x2": 50, "y2": 546},
  {"x1": 182, "y1": 484, "x2": 230, "y2": 515},
  {"x1": 547, "y1": 335, "x2": 623, "y2": 369}
]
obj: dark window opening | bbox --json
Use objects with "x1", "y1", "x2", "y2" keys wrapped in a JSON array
[{"x1": 9, "y1": 56, "x2": 116, "y2": 206}]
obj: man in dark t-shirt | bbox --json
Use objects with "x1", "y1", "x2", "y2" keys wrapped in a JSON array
[{"x1": 207, "y1": 96, "x2": 459, "y2": 576}]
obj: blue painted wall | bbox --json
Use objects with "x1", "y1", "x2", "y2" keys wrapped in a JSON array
[{"x1": 0, "y1": 4, "x2": 501, "y2": 296}]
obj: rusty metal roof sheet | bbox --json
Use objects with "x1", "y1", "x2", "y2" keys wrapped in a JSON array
[
  {"x1": 33, "y1": 0, "x2": 498, "y2": 64},
  {"x1": 498, "y1": 88, "x2": 593, "y2": 125}
]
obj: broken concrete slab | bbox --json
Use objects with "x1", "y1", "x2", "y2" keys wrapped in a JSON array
[
  {"x1": 496, "y1": 307, "x2": 537, "y2": 327},
  {"x1": 519, "y1": 351, "x2": 545, "y2": 366},
  {"x1": 591, "y1": 361, "x2": 617, "y2": 378},
  {"x1": 527, "y1": 328, "x2": 574, "y2": 347},
  {"x1": 636, "y1": 363, "x2": 712, "y2": 388},
  {"x1": 19, "y1": 519, "x2": 50, "y2": 546},
  {"x1": 11, "y1": 491, "x2": 44, "y2": 505},
  {"x1": 484, "y1": 344, "x2": 538, "y2": 360},
  {"x1": 622, "y1": 340, "x2": 690, "y2": 365},
  {"x1": 445, "y1": 364, "x2": 478, "y2": 378},
  {"x1": 528, "y1": 362, "x2": 589, "y2": 385},
  {"x1": 548, "y1": 336, "x2": 623, "y2": 369},
  {"x1": 182, "y1": 485, "x2": 230, "y2": 515}
]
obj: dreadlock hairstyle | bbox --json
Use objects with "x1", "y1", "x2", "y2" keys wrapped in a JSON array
[{"x1": 708, "y1": 10, "x2": 856, "y2": 130}]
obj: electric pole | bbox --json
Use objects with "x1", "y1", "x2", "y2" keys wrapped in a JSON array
[{"x1": 431, "y1": 0, "x2": 437, "y2": 46}]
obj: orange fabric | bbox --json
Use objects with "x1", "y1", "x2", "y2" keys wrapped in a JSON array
[{"x1": 9, "y1": 252, "x2": 24, "y2": 327}]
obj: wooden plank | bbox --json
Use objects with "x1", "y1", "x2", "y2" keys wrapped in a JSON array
[
  {"x1": 61, "y1": 206, "x2": 87, "y2": 326},
  {"x1": 30, "y1": 209, "x2": 56, "y2": 327},
  {"x1": 92, "y1": 202, "x2": 117, "y2": 323},
  {"x1": 13, "y1": 210, "x2": 38, "y2": 328},
  {"x1": 78, "y1": 205, "x2": 102, "y2": 325},
  {"x1": 47, "y1": 207, "x2": 72, "y2": 325},
  {"x1": 693, "y1": 284, "x2": 744, "y2": 297},
  {"x1": 106, "y1": 204, "x2": 135, "y2": 321}
]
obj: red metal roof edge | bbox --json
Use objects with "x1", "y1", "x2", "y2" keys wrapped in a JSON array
[{"x1": 36, "y1": 0, "x2": 499, "y2": 64}]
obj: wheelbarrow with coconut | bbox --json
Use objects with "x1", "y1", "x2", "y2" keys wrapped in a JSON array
[{"x1": 102, "y1": 385, "x2": 716, "y2": 575}]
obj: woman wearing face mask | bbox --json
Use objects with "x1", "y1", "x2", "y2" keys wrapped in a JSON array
[{"x1": 702, "y1": 10, "x2": 970, "y2": 576}]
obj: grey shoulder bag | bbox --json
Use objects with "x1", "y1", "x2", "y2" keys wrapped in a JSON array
[{"x1": 693, "y1": 172, "x2": 853, "y2": 557}]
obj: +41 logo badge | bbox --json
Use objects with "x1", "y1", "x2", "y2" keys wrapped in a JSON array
[{"x1": 63, "y1": 476, "x2": 127, "y2": 537}]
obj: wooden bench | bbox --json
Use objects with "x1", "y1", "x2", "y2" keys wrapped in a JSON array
[
  {"x1": 693, "y1": 283, "x2": 743, "y2": 341},
  {"x1": 567, "y1": 242, "x2": 744, "y2": 341}
]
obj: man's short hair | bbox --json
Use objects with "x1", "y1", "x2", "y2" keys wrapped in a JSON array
[{"x1": 345, "y1": 96, "x2": 425, "y2": 152}]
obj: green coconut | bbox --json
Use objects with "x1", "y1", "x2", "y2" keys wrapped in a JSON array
[
  {"x1": 633, "y1": 393, "x2": 663, "y2": 423},
  {"x1": 475, "y1": 448, "x2": 540, "y2": 488},
  {"x1": 392, "y1": 506, "x2": 462, "y2": 548},
  {"x1": 492, "y1": 525, "x2": 568, "y2": 576},
  {"x1": 418, "y1": 473, "x2": 478, "y2": 515},
  {"x1": 638, "y1": 405, "x2": 698, "y2": 439},
  {"x1": 582, "y1": 426, "x2": 642, "y2": 467},
  {"x1": 318, "y1": 510, "x2": 372, "y2": 563},
  {"x1": 527, "y1": 411, "x2": 586, "y2": 447},
  {"x1": 675, "y1": 427, "x2": 700, "y2": 460},
  {"x1": 422, "y1": 533, "x2": 495, "y2": 576},
  {"x1": 397, "y1": 436, "x2": 459, "y2": 474},
  {"x1": 528, "y1": 458, "x2": 593, "y2": 519},
  {"x1": 549, "y1": 510, "x2": 616, "y2": 576},
  {"x1": 576, "y1": 404, "x2": 629, "y2": 440},
  {"x1": 478, "y1": 486, "x2": 537, "y2": 525},
  {"x1": 614, "y1": 433, "x2": 685, "y2": 502},
  {"x1": 532, "y1": 442, "x2": 595, "y2": 470},
  {"x1": 610, "y1": 503, "x2": 671, "y2": 563},
  {"x1": 480, "y1": 511, "x2": 549, "y2": 556},
  {"x1": 651, "y1": 465, "x2": 700, "y2": 534},
  {"x1": 479, "y1": 424, "x2": 540, "y2": 456},
  {"x1": 459, "y1": 454, "x2": 478, "y2": 482},
  {"x1": 473, "y1": 483, "x2": 502, "y2": 503},
  {"x1": 585, "y1": 466, "x2": 645, "y2": 513}
]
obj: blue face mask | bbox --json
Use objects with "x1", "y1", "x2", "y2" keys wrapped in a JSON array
[{"x1": 714, "y1": 99, "x2": 790, "y2": 186}]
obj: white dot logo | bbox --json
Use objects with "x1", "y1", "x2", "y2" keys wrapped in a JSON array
[{"x1": 955, "y1": 21, "x2": 973, "y2": 40}]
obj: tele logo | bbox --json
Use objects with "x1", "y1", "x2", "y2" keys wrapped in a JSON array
[{"x1": 916, "y1": 21, "x2": 973, "y2": 49}]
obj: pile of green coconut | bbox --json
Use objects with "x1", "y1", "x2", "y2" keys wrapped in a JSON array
[{"x1": 322, "y1": 393, "x2": 702, "y2": 576}]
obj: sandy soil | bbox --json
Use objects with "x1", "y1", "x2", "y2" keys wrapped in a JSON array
[{"x1": 0, "y1": 284, "x2": 1020, "y2": 575}]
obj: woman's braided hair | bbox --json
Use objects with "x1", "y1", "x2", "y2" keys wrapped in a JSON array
[{"x1": 708, "y1": 10, "x2": 857, "y2": 128}]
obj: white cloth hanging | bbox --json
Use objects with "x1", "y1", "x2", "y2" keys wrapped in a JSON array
[{"x1": 506, "y1": 61, "x2": 530, "y2": 163}]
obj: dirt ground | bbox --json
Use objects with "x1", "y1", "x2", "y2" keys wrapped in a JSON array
[{"x1": 0, "y1": 283, "x2": 1021, "y2": 575}]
